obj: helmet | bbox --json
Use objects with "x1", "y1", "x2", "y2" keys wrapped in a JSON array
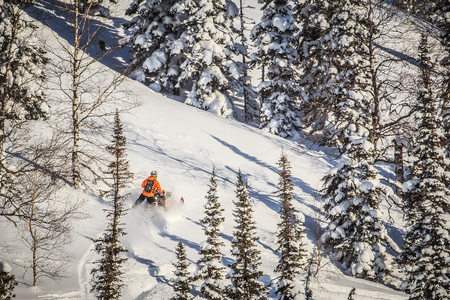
[{"x1": 151, "y1": 170, "x2": 158, "y2": 178}]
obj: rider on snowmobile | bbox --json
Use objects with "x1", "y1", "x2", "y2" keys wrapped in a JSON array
[{"x1": 134, "y1": 170, "x2": 163, "y2": 207}]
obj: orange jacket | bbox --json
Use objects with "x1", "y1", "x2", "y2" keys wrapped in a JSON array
[{"x1": 141, "y1": 176, "x2": 163, "y2": 197}]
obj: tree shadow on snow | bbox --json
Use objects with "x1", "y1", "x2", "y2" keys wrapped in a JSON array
[
  {"x1": 26, "y1": 0, "x2": 131, "y2": 74},
  {"x1": 128, "y1": 251, "x2": 170, "y2": 285}
]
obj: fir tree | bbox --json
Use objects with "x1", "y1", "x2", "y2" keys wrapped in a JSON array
[
  {"x1": 251, "y1": 0, "x2": 302, "y2": 138},
  {"x1": 274, "y1": 151, "x2": 307, "y2": 299},
  {"x1": 430, "y1": 2, "x2": 450, "y2": 160},
  {"x1": 124, "y1": 0, "x2": 183, "y2": 93},
  {"x1": 178, "y1": 0, "x2": 239, "y2": 118},
  {"x1": 196, "y1": 167, "x2": 226, "y2": 300},
  {"x1": 320, "y1": 140, "x2": 400, "y2": 280},
  {"x1": 0, "y1": 261, "x2": 17, "y2": 300},
  {"x1": 317, "y1": 1, "x2": 404, "y2": 280},
  {"x1": 397, "y1": 34, "x2": 450, "y2": 300},
  {"x1": 91, "y1": 110, "x2": 132, "y2": 300},
  {"x1": 172, "y1": 240, "x2": 193, "y2": 300},
  {"x1": 314, "y1": 0, "x2": 372, "y2": 149},
  {"x1": 294, "y1": 0, "x2": 334, "y2": 141},
  {"x1": 226, "y1": 170, "x2": 268, "y2": 300}
]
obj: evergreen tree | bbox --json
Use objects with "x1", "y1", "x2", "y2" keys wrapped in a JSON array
[
  {"x1": 177, "y1": 0, "x2": 239, "y2": 118},
  {"x1": 274, "y1": 151, "x2": 307, "y2": 299},
  {"x1": 226, "y1": 170, "x2": 268, "y2": 300},
  {"x1": 0, "y1": 272, "x2": 16, "y2": 300},
  {"x1": 294, "y1": 0, "x2": 335, "y2": 141},
  {"x1": 320, "y1": 139, "x2": 400, "y2": 280},
  {"x1": 172, "y1": 240, "x2": 193, "y2": 300},
  {"x1": 251, "y1": 0, "x2": 301, "y2": 138},
  {"x1": 312, "y1": 0, "x2": 372, "y2": 149},
  {"x1": 0, "y1": 261, "x2": 17, "y2": 300},
  {"x1": 397, "y1": 34, "x2": 450, "y2": 300},
  {"x1": 124, "y1": 0, "x2": 183, "y2": 93},
  {"x1": 431, "y1": 2, "x2": 450, "y2": 160},
  {"x1": 0, "y1": 0, "x2": 48, "y2": 217},
  {"x1": 315, "y1": 0, "x2": 405, "y2": 280},
  {"x1": 91, "y1": 110, "x2": 132, "y2": 300},
  {"x1": 196, "y1": 167, "x2": 226, "y2": 300}
]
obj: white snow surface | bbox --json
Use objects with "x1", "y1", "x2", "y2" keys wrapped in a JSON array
[{"x1": 0, "y1": 0, "x2": 413, "y2": 299}]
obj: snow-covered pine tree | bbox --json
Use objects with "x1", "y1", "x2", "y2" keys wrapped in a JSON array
[
  {"x1": 401, "y1": 0, "x2": 447, "y2": 23},
  {"x1": 294, "y1": 0, "x2": 335, "y2": 141},
  {"x1": 226, "y1": 170, "x2": 268, "y2": 300},
  {"x1": 274, "y1": 151, "x2": 307, "y2": 299},
  {"x1": 396, "y1": 34, "x2": 450, "y2": 300},
  {"x1": 177, "y1": 0, "x2": 239, "y2": 118},
  {"x1": 428, "y1": 1, "x2": 450, "y2": 160},
  {"x1": 0, "y1": 0, "x2": 48, "y2": 217},
  {"x1": 316, "y1": 1, "x2": 406, "y2": 280},
  {"x1": 124, "y1": 0, "x2": 184, "y2": 94},
  {"x1": 0, "y1": 261, "x2": 17, "y2": 300},
  {"x1": 196, "y1": 166, "x2": 227, "y2": 300},
  {"x1": 91, "y1": 110, "x2": 132, "y2": 300},
  {"x1": 320, "y1": 138, "x2": 400, "y2": 280},
  {"x1": 312, "y1": 0, "x2": 372, "y2": 149},
  {"x1": 0, "y1": 272, "x2": 16, "y2": 300},
  {"x1": 172, "y1": 240, "x2": 193, "y2": 300},
  {"x1": 251, "y1": 0, "x2": 301, "y2": 138}
]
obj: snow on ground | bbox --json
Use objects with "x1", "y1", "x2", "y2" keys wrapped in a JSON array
[
  {"x1": 1, "y1": 78, "x2": 408, "y2": 299},
  {"x1": 0, "y1": 0, "x2": 419, "y2": 299}
]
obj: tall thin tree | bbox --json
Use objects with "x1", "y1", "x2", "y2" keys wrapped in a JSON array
[
  {"x1": 47, "y1": 0, "x2": 134, "y2": 188},
  {"x1": 396, "y1": 34, "x2": 450, "y2": 300},
  {"x1": 172, "y1": 240, "x2": 193, "y2": 300},
  {"x1": 91, "y1": 110, "x2": 132, "y2": 300},
  {"x1": 196, "y1": 167, "x2": 226, "y2": 300},
  {"x1": 274, "y1": 151, "x2": 307, "y2": 299},
  {"x1": 227, "y1": 170, "x2": 268, "y2": 300},
  {"x1": 251, "y1": 0, "x2": 301, "y2": 138}
]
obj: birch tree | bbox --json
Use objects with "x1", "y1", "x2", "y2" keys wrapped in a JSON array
[{"x1": 46, "y1": 0, "x2": 136, "y2": 187}]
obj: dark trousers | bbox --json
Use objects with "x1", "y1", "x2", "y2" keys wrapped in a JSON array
[{"x1": 134, "y1": 194, "x2": 156, "y2": 207}]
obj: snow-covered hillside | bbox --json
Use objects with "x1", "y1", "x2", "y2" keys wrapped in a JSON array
[
  {"x1": 1, "y1": 0, "x2": 431, "y2": 299},
  {"x1": 1, "y1": 76, "x2": 408, "y2": 299}
]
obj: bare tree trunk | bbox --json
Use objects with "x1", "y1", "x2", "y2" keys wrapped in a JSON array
[
  {"x1": 394, "y1": 139, "x2": 405, "y2": 197},
  {"x1": 71, "y1": 0, "x2": 82, "y2": 187},
  {"x1": 46, "y1": 0, "x2": 137, "y2": 188},
  {"x1": 239, "y1": 0, "x2": 249, "y2": 123},
  {"x1": 29, "y1": 171, "x2": 38, "y2": 286},
  {"x1": 367, "y1": 1, "x2": 380, "y2": 148}
]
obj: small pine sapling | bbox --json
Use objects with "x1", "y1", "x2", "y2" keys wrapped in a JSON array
[
  {"x1": 227, "y1": 170, "x2": 269, "y2": 300},
  {"x1": 196, "y1": 167, "x2": 227, "y2": 300},
  {"x1": 172, "y1": 240, "x2": 193, "y2": 300},
  {"x1": 274, "y1": 151, "x2": 308, "y2": 299}
]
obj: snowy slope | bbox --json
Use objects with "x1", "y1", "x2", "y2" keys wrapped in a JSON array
[
  {"x1": 3, "y1": 78, "x2": 407, "y2": 300},
  {"x1": 0, "y1": 0, "x2": 420, "y2": 299}
]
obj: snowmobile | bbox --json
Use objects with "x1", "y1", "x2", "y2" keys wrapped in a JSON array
[
  {"x1": 152, "y1": 190, "x2": 184, "y2": 209},
  {"x1": 154, "y1": 190, "x2": 171, "y2": 208}
]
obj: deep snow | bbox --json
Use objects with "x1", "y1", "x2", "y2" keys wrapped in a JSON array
[{"x1": 0, "y1": 0, "x2": 427, "y2": 299}]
